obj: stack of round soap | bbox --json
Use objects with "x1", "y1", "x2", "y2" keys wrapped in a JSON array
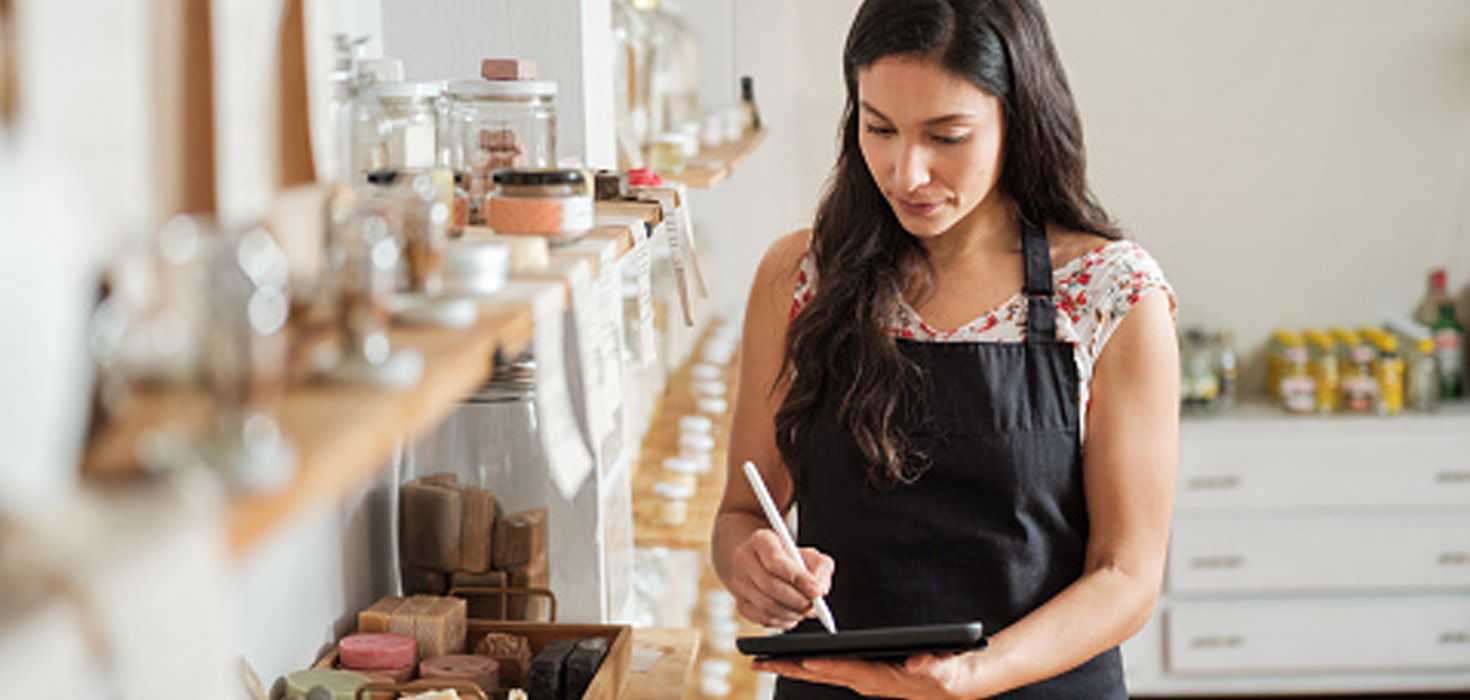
[
  {"x1": 421, "y1": 654, "x2": 500, "y2": 694},
  {"x1": 339, "y1": 633, "x2": 417, "y2": 683}
]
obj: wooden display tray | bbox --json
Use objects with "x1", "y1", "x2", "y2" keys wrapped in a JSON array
[{"x1": 315, "y1": 620, "x2": 633, "y2": 700}]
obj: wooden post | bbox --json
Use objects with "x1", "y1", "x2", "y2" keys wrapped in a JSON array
[{"x1": 154, "y1": 0, "x2": 217, "y2": 217}]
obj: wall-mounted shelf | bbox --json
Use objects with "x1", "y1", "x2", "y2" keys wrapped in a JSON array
[
  {"x1": 80, "y1": 216, "x2": 656, "y2": 558},
  {"x1": 625, "y1": 627, "x2": 702, "y2": 700},
  {"x1": 662, "y1": 129, "x2": 766, "y2": 190}
]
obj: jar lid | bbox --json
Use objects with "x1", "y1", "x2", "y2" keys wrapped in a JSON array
[
  {"x1": 492, "y1": 168, "x2": 586, "y2": 186},
  {"x1": 446, "y1": 79, "x2": 557, "y2": 98},
  {"x1": 365, "y1": 169, "x2": 402, "y2": 185},
  {"x1": 364, "y1": 80, "x2": 445, "y2": 99},
  {"x1": 626, "y1": 168, "x2": 663, "y2": 186}
]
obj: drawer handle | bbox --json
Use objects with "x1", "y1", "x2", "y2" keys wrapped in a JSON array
[
  {"x1": 1436, "y1": 470, "x2": 1470, "y2": 484},
  {"x1": 1440, "y1": 632, "x2": 1470, "y2": 645},
  {"x1": 1438, "y1": 552, "x2": 1470, "y2": 567},
  {"x1": 1189, "y1": 635, "x2": 1245, "y2": 650},
  {"x1": 1186, "y1": 475, "x2": 1241, "y2": 491},
  {"x1": 1188, "y1": 555, "x2": 1245, "y2": 570}
]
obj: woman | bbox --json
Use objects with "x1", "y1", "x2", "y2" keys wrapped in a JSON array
[{"x1": 711, "y1": 0, "x2": 1178, "y2": 698}]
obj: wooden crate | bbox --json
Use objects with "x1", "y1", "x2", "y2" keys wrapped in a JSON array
[{"x1": 314, "y1": 620, "x2": 632, "y2": 700}]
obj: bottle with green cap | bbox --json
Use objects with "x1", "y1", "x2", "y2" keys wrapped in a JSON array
[{"x1": 1410, "y1": 337, "x2": 1441, "y2": 412}]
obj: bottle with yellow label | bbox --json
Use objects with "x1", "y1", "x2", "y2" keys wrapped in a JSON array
[
  {"x1": 1267, "y1": 329, "x2": 1296, "y2": 400},
  {"x1": 1370, "y1": 333, "x2": 1405, "y2": 415},
  {"x1": 1304, "y1": 330, "x2": 1340, "y2": 414},
  {"x1": 1278, "y1": 335, "x2": 1317, "y2": 414},
  {"x1": 1336, "y1": 329, "x2": 1379, "y2": 414}
]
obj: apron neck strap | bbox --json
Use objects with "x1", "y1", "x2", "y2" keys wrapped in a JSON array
[{"x1": 1021, "y1": 217, "x2": 1056, "y2": 343}]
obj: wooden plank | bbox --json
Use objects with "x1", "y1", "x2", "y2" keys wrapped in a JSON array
[
  {"x1": 624, "y1": 627, "x2": 702, "y2": 700},
  {"x1": 663, "y1": 129, "x2": 766, "y2": 190},
  {"x1": 595, "y1": 200, "x2": 663, "y2": 226},
  {"x1": 75, "y1": 297, "x2": 535, "y2": 556},
  {"x1": 632, "y1": 327, "x2": 734, "y2": 551}
]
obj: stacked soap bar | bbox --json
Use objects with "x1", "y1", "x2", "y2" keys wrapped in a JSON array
[
  {"x1": 473, "y1": 632, "x2": 533, "y2": 687},
  {"x1": 338, "y1": 633, "x2": 417, "y2": 683},
  {"x1": 421, "y1": 654, "x2": 500, "y2": 695},
  {"x1": 400, "y1": 473, "x2": 550, "y2": 621},
  {"x1": 526, "y1": 637, "x2": 610, "y2": 700},
  {"x1": 357, "y1": 595, "x2": 467, "y2": 660}
]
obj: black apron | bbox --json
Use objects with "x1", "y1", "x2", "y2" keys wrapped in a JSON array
[{"x1": 775, "y1": 219, "x2": 1126, "y2": 699}]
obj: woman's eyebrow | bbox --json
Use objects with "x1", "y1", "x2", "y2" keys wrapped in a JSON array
[{"x1": 859, "y1": 101, "x2": 974, "y2": 125}]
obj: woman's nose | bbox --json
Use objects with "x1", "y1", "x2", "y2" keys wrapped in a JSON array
[{"x1": 893, "y1": 142, "x2": 931, "y2": 192}]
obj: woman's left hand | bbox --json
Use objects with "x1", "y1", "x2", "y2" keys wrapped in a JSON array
[{"x1": 753, "y1": 652, "x2": 994, "y2": 700}]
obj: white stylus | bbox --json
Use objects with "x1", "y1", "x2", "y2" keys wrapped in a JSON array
[{"x1": 742, "y1": 461, "x2": 839, "y2": 633}]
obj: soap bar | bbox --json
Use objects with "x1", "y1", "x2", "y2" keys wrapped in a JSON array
[
  {"x1": 481, "y1": 58, "x2": 538, "y2": 80},
  {"x1": 563, "y1": 637, "x2": 609, "y2": 700},
  {"x1": 527, "y1": 639, "x2": 575, "y2": 700},
  {"x1": 285, "y1": 669, "x2": 370, "y2": 699},
  {"x1": 450, "y1": 569, "x2": 508, "y2": 620},
  {"x1": 410, "y1": 595, "x2": 469, "y2": 659},
  {"x1": 339, "y1": 633, "x2": 417, "y2": 670},
  {"x1": 405, "y1": 566, "x2": 449, "y2": 595},
  {"x1": 473, "y1": 632, "x2": 532, "y2": 686},
  {"x1": 458, "y1": 485, "x2": 498, "y2": 573},
  {"x1": 506, "y1": 558, "x2": 549, "y2": 621},
  {"x1": 359, "y1": 664, "x2": 415, "y2": 684},
  {"x1": 358, "y1": 596, "x2": 406, "y2": 633},
  {"x1": 403, "y1": 481, "x2": 464, "y2": 570},
  {"x1": 421, "y1": 654, "x2": 500, "y2": 693},
  {"x1": 400, "y1": 691, "x2": 462, "y2": 700},
  {"x1": 492, "y1": 507, "x2": 547, "y2": 570}
]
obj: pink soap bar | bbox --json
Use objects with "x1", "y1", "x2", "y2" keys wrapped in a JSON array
[
  {"x1": 481, "y1": 58, "x2": 537, "y2": 80},
  {"x1": 340, "y1": 633, "x2": 417, "y2": 670}
]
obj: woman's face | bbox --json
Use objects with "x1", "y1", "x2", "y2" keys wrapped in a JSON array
[{"x1": 856, "y1": 54, "x2": 1006, "y2": 239}]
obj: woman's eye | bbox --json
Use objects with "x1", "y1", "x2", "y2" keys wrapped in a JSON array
[
  {"x1": 864, "y1": 124, "x2": 896, "y2": 136},
  {"x1": 931, "y1": 133, "x2": 971, "y2": 145}
]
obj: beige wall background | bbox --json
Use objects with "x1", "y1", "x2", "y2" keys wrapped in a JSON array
[{"x1": 707, "y1": 0, "x2": 1470, "y2": 392}]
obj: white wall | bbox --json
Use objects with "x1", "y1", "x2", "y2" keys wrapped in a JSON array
[{"x1": 703, "y1": 0, "x2": 1470, "y2": 389}]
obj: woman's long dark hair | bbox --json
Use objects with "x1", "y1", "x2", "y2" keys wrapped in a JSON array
[{"x1": 775, "y1": 0, "x2": 1121, "y2": 489}]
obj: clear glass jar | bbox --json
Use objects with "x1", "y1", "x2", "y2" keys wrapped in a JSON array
[
  {"x1": 444, "y1": 80, "x2": 558, "y2": 221},
  {"x1": 361, "y1": 81, "x2": 444, "y2": 172}
]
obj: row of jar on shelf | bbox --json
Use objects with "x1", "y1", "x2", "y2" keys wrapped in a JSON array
[
  {"x1": 330, "y1": 31, "x2": 758, "y2": 192},
  {"x1": 1179, "y1": 322, "x2": 1461, "y2": 417}
]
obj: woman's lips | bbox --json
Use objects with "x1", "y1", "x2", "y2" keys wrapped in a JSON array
[{"x1": 896, "y1": 197, "x2": 943, "y2": 217}]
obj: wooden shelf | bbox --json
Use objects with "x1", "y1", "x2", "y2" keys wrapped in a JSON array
[
  {"x1": 625, "y1": 627, "x2": 702, "y2": 700},
  {"x1": 632, "y1": 331, "x2": 735, "y2": 551},
  {"x1": 225, "y1": 300, "x2": 534, "y2": 554},
  {"x1": 662, "y1": 129, "x2": 766, "y2": 189}
]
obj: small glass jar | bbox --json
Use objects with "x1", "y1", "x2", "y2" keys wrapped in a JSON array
[
  {"x1": 485, "y1": 168, "x2": 593, "y2": 242},
  {"x1": 444, "y1": 79, "x2": 558, "y2": 217},
  {"x1": 678, "y1": 414, "x2": 712, "y2": 435},
  {"x1": 360, "y1": 81, "x2": 444, "y2": 173}
]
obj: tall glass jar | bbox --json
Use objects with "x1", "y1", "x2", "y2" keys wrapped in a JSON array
[
  {"x1": 443, "y1": 80, "x2": 558, "y2": 222},
  {"x1": 361, "y1": 81, "x2": 444, "y2": 172}
]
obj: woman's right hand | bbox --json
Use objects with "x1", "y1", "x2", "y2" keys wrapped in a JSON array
[{"x1": 727, "y1": 528, "x2": 835, "y2": 629}]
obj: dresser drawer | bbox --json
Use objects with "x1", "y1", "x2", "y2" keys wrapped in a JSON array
[
  {"x1": 1178, "y1": 434, "x2": 1470, "y2": 512},
  {"x1": 1166, "y1": 598, "x2": 1470, "y2": 674},
  {"x1": 1169, "y1": 515, "x2": 1470, "y2": 594}
]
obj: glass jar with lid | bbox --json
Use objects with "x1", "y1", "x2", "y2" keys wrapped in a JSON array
[
  {"x1": 443, "y1": 80, "x2": 558, "y2": 220},
  {"x1": 360, "y1": 81, "x2": 444, "y2": 173}
]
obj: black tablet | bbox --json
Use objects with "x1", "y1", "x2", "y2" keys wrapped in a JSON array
[{"x1": 736, "y1": 622, "x2": 986, "y2": 661}]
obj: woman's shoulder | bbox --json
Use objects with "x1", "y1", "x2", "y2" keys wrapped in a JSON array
[
  {"x1": 1049, "y1": 231, "x2": 1176, "y2": 335},
  {"x1": 749, "y1": 229, "x2": 815, "y2": 322}
]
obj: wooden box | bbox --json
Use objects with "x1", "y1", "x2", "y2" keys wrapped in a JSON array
[{"x1": 314, "y1": 620, "x2": 632, "y2": 700}]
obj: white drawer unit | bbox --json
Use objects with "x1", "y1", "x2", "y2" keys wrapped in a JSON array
[
  {"x1": 1169, "y1": 514, "x2": 1470, "y2": 594},
  {"x1": 1166, "y1": 598, "x2": 1470, "y2": 675},
  {"x1": 1124, "y1": 404, "x2": 1470, "y2": 697},
  {"x1": 1178, "y1": 435, "x2": 1470, "y2": 512}
]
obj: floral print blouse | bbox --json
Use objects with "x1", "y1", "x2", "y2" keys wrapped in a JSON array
[{"x1": 790, "y1": 240, "x2": 1178, "y2": 437}]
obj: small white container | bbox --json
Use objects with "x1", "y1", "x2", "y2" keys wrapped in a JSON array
[
  {"x1": 691, "y1": 363, "x2": 722, "y2": 382},
  {"x1": 662, "y1": 457, "x2": 700, "y2": 489},
  {"x1": 442, "y1": 238, "x2": 509, "y2": 296},
  {"x1": 679, "y1": 432, "x2": 716, "y2": 474},
  {"x1": 697, "y1": 396, "x2": 728, "y2": 416},
  {"x1": 652, "y1": 480, "x2": 694, "y2": 526},
  {"x1": 679, "y1": 414, "x2": 713, "y2": 435},
  {"x1": 693, "y1": 380, "x2": 726, "y2": 398}
]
